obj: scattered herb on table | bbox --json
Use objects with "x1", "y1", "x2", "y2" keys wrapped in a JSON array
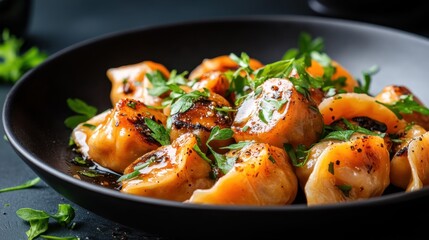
[
  {"x1": 0, "y1": 177, "x2": 40, "y2": 193},
  {"x1": 16, "y1": 204, "x2": 78, "y2": 240},
  {"x1": 0, "y1": 29, "x2": 47, "y2": 84}
]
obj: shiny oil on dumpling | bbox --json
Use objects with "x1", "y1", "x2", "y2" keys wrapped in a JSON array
[
  {"x1": 169, "y1": 90, "x2": 234, "y2": 153},
  {"x1": 304, "y1": 134, "x2": 390, "y2": 205},
  {"x1": 187, "y1": 142, "x2": 298, "y2": 205},
  {"x1": 232, "y1": 78, "x2": 324, "y2": 148},
  {"x1": 318, "y1": 92, "x2": 407, "y2": 134},
  {"x1": 72, "y1": 98, "x2": 167, "y2": 173},
  {"x1": 390, "y1": 124, "x2": 429, "y2": 191},
  {"x1": 107, "y1": 61, "x2": 170, "y2": 107},
  {"x1": 375, "y1": 85, "x2": 429, "y2": 130},
  {"x1": 120, "y1": 133, "x2": 214, "y2": 201}
]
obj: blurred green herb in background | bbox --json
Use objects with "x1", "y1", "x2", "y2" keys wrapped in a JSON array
[{"x1": 0, "y1": 29, "x2": 47, "y2": 83}]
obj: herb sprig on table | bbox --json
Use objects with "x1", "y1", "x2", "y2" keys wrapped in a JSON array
[{"x1": 0, "y1": 29, "x2": 47, "y2": 83}]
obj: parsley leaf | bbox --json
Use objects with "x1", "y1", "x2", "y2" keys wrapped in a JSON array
[
  {"x1": 377, "y1": 94, "x2": 429, "y2": 120},
  {"x1": 0, "y1": 29, "x2": 47, "y2": 83},
  {"x1": 169, "y1": 88, "x2": 210, "y2": 115},
  {"x1": 16, "y1": 204, "x2": 76, "y2": 240},
  {"x1": 64, "y1": 98, "x2": 98, "y2": 129},
  {"x1": 0, "y1": 177, "x2": 40, "y2": 193},
  {"x1": 144, "y1": 118, "x2": 170, "y2": 146},
  {"x1": 283, "y1": 143, "x2": 311, "y2": 167},
  {"x1": 117, "y1": 156, "x2": 157, "y2": 182},
  {"x1": 354, "y1": 65, "x2": 379, "y2": 95}
]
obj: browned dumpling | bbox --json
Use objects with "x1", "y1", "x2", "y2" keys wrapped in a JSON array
[
  {"x1": 187, "y1": 142, "x2": 298, "y2": 205},
  {"x1": 120, "y1": 133, "x2": 215, "y2": 201},
  {"x1": 390, "y1": 124, "x2": 429, "y2": 191},
  {"x1": 232, "y1": 78, "x2": 324, "y2": 148},
  {"x1": 375, "y1": 85, "x2": 429, "y2": 130},
  {"x1": 72, "y1": 98, "x2": 167, "y2": 173},
  {"x1": 107, "y1": 61, "x2": 170, "y2": 107},
  {"x1": 169, "y1": 90, "x2": 234, "y2": 153},
  {"x1": 304, "y1": 134, "x2": 390, "y2": 205},
  {"x1": 318, "y1": 93, "x2": 407, "y2": 134}
]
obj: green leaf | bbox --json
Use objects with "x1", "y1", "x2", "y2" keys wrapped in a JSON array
[
  {"x1": 65, "y1": 98, "x2": 98, "y2": 129},
  {"x1": 49, "y1": 204, "x2": 75, "y2": 227},
  {"x1": 212, "y1": 151, "x2": 236, "y2": 174},
  {"x1": 77, "y1": 169, "x2": 100, "y2": 178},
  {"x1": 117, "y1": 156, "x2": 157, "y2": 182},
  {"x1": 16, "y1": 208, "x2": 50, "y2": 221},
  {"x1": 0, "y1": 177, "x2": 40, "y2": 193},
  {"x1": 207, "y1": 126, "x2": 234, "y2": 143},
  {"x1": 40, "y1": 235, "x2": 80, "y2": 240},
  {"x1": 377, "y1": 94, "x2": 429, "y2": 120},
  {"x1": 0, "y1": 29, "x2": 47, "y2": 83},
  {"x1": 64, "y1": 115, "x2": 90, "y2": 129},
  {"x1": 66, "y1": 98, "x2": 97, "y2": 117},
  {"x1": 284, "y1": 143, "x2": 310, "y2": 167},
  {"x1": 336, "y1": 184, "x2": 352, "y2": 197},
  {"x1": 169, "y1": 89, "x2": 210, "y2": 115},
  {"x1": 144, "y1": 118, "x2": 170, "y2": 146},
  {"x1": 27, "y1": 218, "x2": 49, "y2": 240},
  {"x1": 323, "y1": 130, "x2": 355, "y2": 141},
  {"x1": 220, "y1": 141, "x2": 253, "y2": 150},
  {"x1": 354, "y1": 65, "x2": 379, "y2": 95}
]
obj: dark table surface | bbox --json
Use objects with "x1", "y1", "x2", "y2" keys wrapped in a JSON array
[{"x1": 1, "y1": 1, "x2": 429, "y2": 239}]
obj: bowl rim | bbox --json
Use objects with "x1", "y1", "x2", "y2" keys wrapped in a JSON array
[{"x1": 3, "y1": 14, "x2": 429, "y2": 212}]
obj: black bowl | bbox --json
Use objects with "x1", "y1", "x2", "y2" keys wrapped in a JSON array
[{"x1": 3, "y1": 15, "x2": 429, "y2": 238}]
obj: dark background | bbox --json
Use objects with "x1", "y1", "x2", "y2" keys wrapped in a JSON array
[{"x1": 1, "y1": 0, "x2": 429, "y2": 239}]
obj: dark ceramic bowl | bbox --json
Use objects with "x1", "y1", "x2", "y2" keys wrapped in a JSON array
[{"x1": 3, "y1": 15, "x2": 429, "y2": 238}]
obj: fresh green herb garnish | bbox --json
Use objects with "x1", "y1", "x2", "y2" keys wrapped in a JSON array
[
  {"x1": 193, "y1": 126, "x2": 235, "y2": 176},
  {"x1": 169, "y1": 88, "x2": 210, "y2": 115},
  {"x1": 282, "y1": 32, "x2": 324, "y2": 61},
  {"x1": 0, "y1": 177, "x2": 40, "y2": 193},
  {"x1": 220, "y1": 141, "x2": 253, "y2": 150},
  {"x1": 64, "y1": 98, "x2": 98, "y2": 129},
  {"x1": 117, "y1": 156, "x2": 157, "y2": 182},
  {"x1": 72, "y1": 157, "x2": 87, "y2": 166},
  {"x1": 146, "y1": 69, "x2": 189, "y2": 97},
  {"x1": 258, "y1": 97, "x2": 288, "y2": 124},
  {"x1": 126, "y1": 101, "x2": 136, "y2": 109},
  {"x1": 323, "y1": 130, "x2": 355, "y2": 141},
  {"x1": 16, "y1": 204, "x2": 76, "y2": 240},
  {"x1": 283, "y1": 143, "x2": 311, "y2": 167},
  {"x1": 322, "y1": 118, "x2": 385, "y2": 141},
  {"x1": 0, "y1": 29, "x2": 47, "y2": 83},
  {"x1": 40, "y1": 235, "x2": 80, "y2": 240},
  {"x1": 144, "y1": 118, "x2": 170, "y2": 146},
  {"x1": 328, "y1": 162, "x2": 334, "y2": 175},
  {"x1": 377, "y1": 94, "x2": 429, "y2": 120},
  {"x1": 77, "y1": 169, "x2": 100, "y2": 178},
  {"x1": 336, "y1": 184, "x2": 352, "y2": 197},
  {"x1": 353, "y1": 65, "x2": 379, "y2": 95}
]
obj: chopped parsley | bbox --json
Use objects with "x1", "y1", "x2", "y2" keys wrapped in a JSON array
[
  {"x1": 144, "y1": 117, "x2": 170, "y2": 146},
  {"x1": 0, "y1": 29, "x2": 47, "y2": 83},
  {"x1": 0, "y1": 177, "x2": 40, "y2": 193},
  {"x1": 377, "y1": 94, "x2": 429, "y2": 119},
  {"x1": 64, "y1": 98, "x2": 98, "y2": 129}
]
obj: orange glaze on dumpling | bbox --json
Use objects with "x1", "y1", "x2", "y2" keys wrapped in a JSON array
[
  {"x1": 107, "y1": 61, "x2": 170, "y2": 107},
  {"x1": 304, "y1": 134, "x2": 390, "y2": 205},
  {"x1": 120, "y1": 133, "x2": 214, "y2": 201},
  {"x1": 188, "y1": 142, "x2": 298, "y2": 205},
  {"x1": 72, "y1": 98, "x2": 167, "y2": 173},
  {"x1": 318, "y1": 93, "x2": 407, "y2": 134},
  {"x1": 232, "y1": 78, "x2": 324, "y2": 148}
]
